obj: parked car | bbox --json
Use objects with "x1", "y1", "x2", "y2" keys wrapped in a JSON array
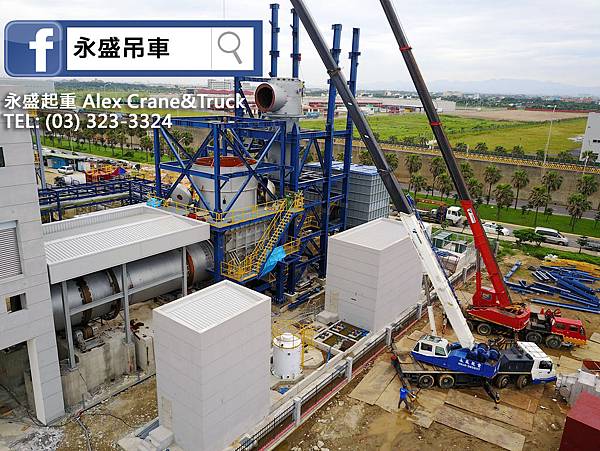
[
  {"x1": 482, "y1": 221, "x2": 511, "y2": 236},
  {"x1": 583, "y1": 239, "x2": 600, "y2": 252},
  {"x1": 57, "y1": 165, "x2": 74, "y2": 175},
  {"x1": 534, "y1": 227, "x2": 569, "y2": 246}
]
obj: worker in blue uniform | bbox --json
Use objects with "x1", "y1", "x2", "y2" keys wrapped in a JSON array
[{"x1": 398, "y1": 386, "x2": 414, "y2": 412}]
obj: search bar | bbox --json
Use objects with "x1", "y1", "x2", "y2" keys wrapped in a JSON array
[{"x1": 7, "y1": 20, "x2": 262, "y2": 77}]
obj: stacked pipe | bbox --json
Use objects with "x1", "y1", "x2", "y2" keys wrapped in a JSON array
[{"x1": 504, "y1": 264, "x2": 600, "y2": 314}]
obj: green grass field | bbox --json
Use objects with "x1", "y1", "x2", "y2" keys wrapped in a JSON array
[
  {"x1": 41, "y1": 136, "x2": 164, "y2": 164},
  {"x1": 301, "y1": 113, "x2": 587, "y2": 155},
  {"x1": 499, "y1": 241, "x2": 600, "y2": 265},
  {"x1": 415, "y1": 194, "x2": 600, "y2": 238}
]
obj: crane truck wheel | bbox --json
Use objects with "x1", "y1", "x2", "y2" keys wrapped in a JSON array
[
  {"x1": 545, "y1": 335, "x2": 562, "y2": 349},
  {"x1": 525, "y1": 331, "x2": 543, "y2": 345},
  {"x1": 467, "y1": 320, "x2": 474, "y2": 331},
  {"x1": 477, "y1": 323, "x2": 492, "y2": 336},
  {"x1": 438, "y1": 374, "x2": 455, "y2": 389},
  {"x1": 494, "y1": 374, "x2": 510, "y2": 389},
  {"x1": 516, "y1": 375, "x2": 530, "y2": 389},
  {"x1": 418, "y1": 374, "x2": 435, "y2": 389}
]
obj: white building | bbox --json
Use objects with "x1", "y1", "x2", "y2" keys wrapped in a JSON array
[
  {"x1": 207, "y1": 78, "x2": 234, "y2": 91},
  {"x1": 0, "y1": 84, "x2": 64, "y2": 424},
  {"x1": 580, "y1": 112, "x2": 600, "y2": 161}
]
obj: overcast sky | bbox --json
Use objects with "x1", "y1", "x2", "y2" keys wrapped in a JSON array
[{"x1": 1, "y1": 0, "x2": 599, "y2": 90}]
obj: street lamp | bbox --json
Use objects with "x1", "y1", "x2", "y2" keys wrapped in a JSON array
[{"x1": 542, "y1": 104, "x2": 557, "y2": 171}]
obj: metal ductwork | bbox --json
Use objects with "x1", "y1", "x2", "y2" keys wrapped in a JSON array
[
  {"x1": 254, "y1": 78, "x2": 303, "y2": 118},
  {"x1": 50, "y1": 242, "x2": 213, "y2": 331}
]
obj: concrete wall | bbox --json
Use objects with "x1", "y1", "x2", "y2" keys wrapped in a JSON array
[
  {"x1": 334, "y1": 142, "x2": 600, "y2": 207},
  {"x1": 0, "y1": 85, "x2": 64, "y2": 424}
]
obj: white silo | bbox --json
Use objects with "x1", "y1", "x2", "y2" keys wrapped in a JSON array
[{"x1": 272, "y1": 332, "x2": 302, "y2": 380}]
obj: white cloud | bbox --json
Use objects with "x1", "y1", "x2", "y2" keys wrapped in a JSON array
[{"x1": 1, "y1": 0, "x2": 598, "y2": 89}]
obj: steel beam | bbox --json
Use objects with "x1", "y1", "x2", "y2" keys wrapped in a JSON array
[
  {"x1": 122, "y1": 264, "x2": 132, "y2": 344},
  {"x1": 61, "y1": 281, "x2": 76, "y2": 370}
]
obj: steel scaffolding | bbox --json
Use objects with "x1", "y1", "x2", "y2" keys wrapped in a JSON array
[{"x1": 153, "y1": 3, "x2": 361, "y2": 303}]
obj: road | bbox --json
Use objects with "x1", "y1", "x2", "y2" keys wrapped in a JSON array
[
  {"x1": 405, "y1": 183, "x2": 597, "y2": 220},
  {"x1": 445, "y1": 222, "x2": 600, "y2": 258}
]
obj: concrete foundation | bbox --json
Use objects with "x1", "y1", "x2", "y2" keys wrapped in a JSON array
[{"x1": 58, "y1": 329, "x2": 136, "y2": 407}]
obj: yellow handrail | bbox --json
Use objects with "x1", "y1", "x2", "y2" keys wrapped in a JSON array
[{"x1": 221, "y1": 193, "x2": 303, "y2": 281}]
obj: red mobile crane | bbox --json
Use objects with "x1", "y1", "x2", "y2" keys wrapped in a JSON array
[
  {"x1": 378, "y1": 0, "x2": 586, "y2": 349},
  {"x1": 289, "y1": 0, "x2": 586, "y2": 349}
]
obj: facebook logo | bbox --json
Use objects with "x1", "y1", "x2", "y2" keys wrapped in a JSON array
[{"x1": 5, "y1": 21, "x2": 62, "y2": 76}]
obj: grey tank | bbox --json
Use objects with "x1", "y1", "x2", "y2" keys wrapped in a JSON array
[{"x1": 51, "y1": 242, "x2": 213, "y2": 331}]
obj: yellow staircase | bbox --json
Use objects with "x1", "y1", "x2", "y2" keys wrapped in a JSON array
[{"x1": 222, "y1": 193, "x2": 304, "y2": 281}]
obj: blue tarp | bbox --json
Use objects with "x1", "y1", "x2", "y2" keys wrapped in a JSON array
[{"x1": 259, "y1": 245, "x2": 287, "y2": 278}]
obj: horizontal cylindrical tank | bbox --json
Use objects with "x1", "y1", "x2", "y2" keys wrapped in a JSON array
[
  {"x1": 51, "y1": 242, "x2": 213, "y2": 331},
  {"x1": 191, "y1": 156, "x2": 258, "y2": 211},
  {"x1": 272, "y1": 332, "x2": 302, "y2": 380}
]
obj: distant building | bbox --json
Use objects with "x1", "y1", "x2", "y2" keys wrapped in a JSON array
[
  {"x1": 207, "y1": 78, "x2": 234, "y2": 91},
  {"x1": 580, "y1": 112, "x2": 600, "y2": 161},
  {"x1": 303, "y1": 96, "x2": 456, "y2": 115}
]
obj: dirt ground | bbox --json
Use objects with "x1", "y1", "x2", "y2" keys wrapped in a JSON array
[
  {"x1": 276, "y1": 251, "x2": 600, "y2": 451},
  {"x1": 450, "y1": 109, "x2": 588, "y2": 122},
  {"x1": 56, "y1": 377, "x2": 157, "y2": 451}
]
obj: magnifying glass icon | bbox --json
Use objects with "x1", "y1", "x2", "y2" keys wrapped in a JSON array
[{"x1": 218, "y1": 31, "x2": 242, "y2": 64}]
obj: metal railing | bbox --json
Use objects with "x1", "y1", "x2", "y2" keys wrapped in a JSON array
[{"x1": 221, "y1": 194, "x2": 304, "y2": 281}]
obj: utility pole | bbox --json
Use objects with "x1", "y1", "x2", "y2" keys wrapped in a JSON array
[{"x1": 542, "y1": 104, "x2": 557, "y2": 172}]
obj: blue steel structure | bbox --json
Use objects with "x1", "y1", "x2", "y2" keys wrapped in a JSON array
[
  {"x1": 39, "y1": 178, "x2": 155, "y2": 220},
  {"x1": 153, "y1": 4, "x2": 361, "y2": 303}
]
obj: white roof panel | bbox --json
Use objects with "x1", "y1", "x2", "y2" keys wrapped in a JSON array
[
  {"x1": 331, "y1": 218, "x2": 409, "y2": 251},
  {"x1": 43, "y1": 204, "x2": 210, "y2": 283},
  {"x1": 154, "y1": 280, "x2": 269, "y2": 333}
]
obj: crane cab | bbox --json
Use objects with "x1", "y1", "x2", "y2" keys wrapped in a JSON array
[
  {"x1": 412, "y1": 335, "x2": 452, "y2": 367},
  {"x1": 516, "y1": 341, "x2": 557, "y2": 383}
]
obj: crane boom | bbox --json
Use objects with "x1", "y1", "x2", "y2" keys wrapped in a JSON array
[
  {"x1": 379, "y1": 0, "x2": 511, "y2": 309},
  {"x1": 289, "y1": 0, "x2": 475, "y2": 349}
]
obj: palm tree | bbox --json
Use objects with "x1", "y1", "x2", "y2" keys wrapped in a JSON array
[
  {"x1": 385, "y1": 152, "x2": 399, "y2": 171},
  {"x1": 494, "y1": 145, "x2": 506, "y2": 154},
  {"x1": 460, "y1": 162, "x2": 474, "y2": 180},
  {"x1": 511, "y1": 169, "x2": 529, "y2": 209},
  {"x1": 429, "y1": 156, "x2": 445, "y2": 196},
  {"x1": 494, "y1": 183, "x2": 514, "y2": 219},
  {"x1": 466, "y1": 177, "x2": 483, "y2": 200},
  {"x1": 140, "y1": 135, "x2": 153, "y2": 162},
  {"x1": 577, "y1": 174, "x2": 599, "y2": 197},
  {"x1": 410, "y1": 174, "x2": 427, "y2": 199},
  {"x1": 512, "y1": 145, "x2": 524, "y2": 157},
  {"x1": 474, "y1": 142, "x2": 488, "y2": 152},
  {"x1": 541, "y1": 170, "x2": 563, "y2": 210},
  {"x1": 437, "y1": 172, "x2": 454, "y2": 201},
  {"x1": 405, "y1": 154, "x2": 422, "y2": 176},
  {"x1": 405, "y1": 154, "x2": 422, "y2": 191},
  {"x1": 484, "y1": 165, "x2": 502, "y2": 204},
  {"x1": 528, "y1": 186, "x2": 550, "y2": 226},
  {"x1": 359, "y1": 150, "x2": 373, "y2": 165},
  {"x1": 455, "y1": 142, "x2": 468, "y2": 152},
  {"x1": 567, "y1": 193, "x2": 592, "y2": 231}
]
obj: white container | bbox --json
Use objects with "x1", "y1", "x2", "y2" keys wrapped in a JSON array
[
  {"x1": 153, "y1": 280, "x2": 271, "y2": 451},
  {"x1": 272, "y1": 333, "x2": 302, "y2": 380},
  {"x1": 325, "y1": 218, "x2": 423, "y2": 332},
  {"x1": 191, "y1": 156, "x2": 258, "y2": 211}
]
